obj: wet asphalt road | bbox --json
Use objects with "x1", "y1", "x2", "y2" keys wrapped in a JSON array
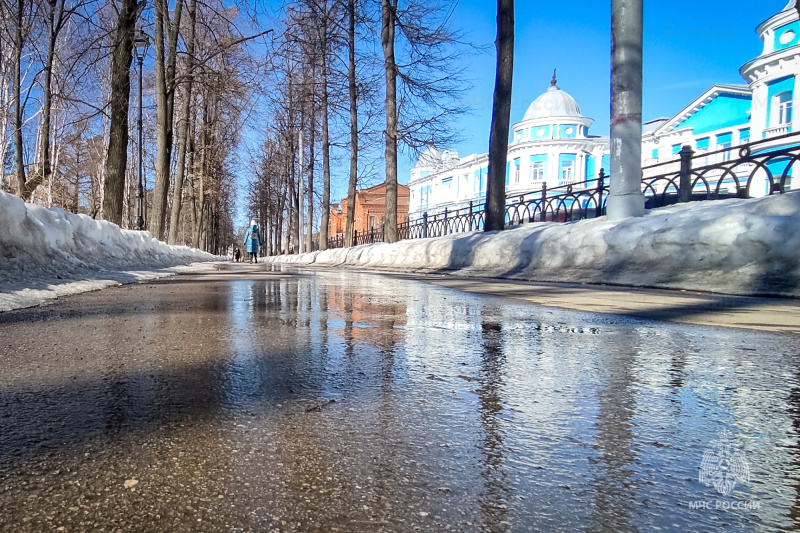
[{"x1": 0, "y1": 265, "x2": 799, "y2": 532}]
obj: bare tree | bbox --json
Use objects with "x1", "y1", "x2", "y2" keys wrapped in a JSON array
[
  {"x1": 380, "y1": 0, "x2": 469, "y2": 243},
  {"x1": 0, "y1": 3, "x2": 14, "y2": 190},
  {"x1": 149, "y1": 0, "x2": 183, "y2": 240},
  {"x1": 167, "y1": 0, "x2": 195, "y2": 245},
  {"x1": 32, "y1": 0, "x2": 82, "y2": 201},
  {"x1": 101, "y1": 0, "x2": 142, "y2": 223},
  {"x1": 343, "y1": 0, "x2": 358, "y2": 246},
  {"x1": 380, "y1": 0, "x2": 398, "y2": 242},
  {"x1": 484, "y1": 0, "x2": 513, "y2": 232},
  {"x1": 10, "y1": 0, "x2": 33, "y2": 198},
  {"x1": 317, "y1": 0, "x2": 333, "y2": 250}
]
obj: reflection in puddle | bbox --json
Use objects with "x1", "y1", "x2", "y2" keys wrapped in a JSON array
[{"x1": 0, "y1": 267, "x2": 798, "y2": 531}]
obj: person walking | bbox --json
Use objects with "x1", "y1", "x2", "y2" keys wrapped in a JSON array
[{"x1": 244, "y1": 220, "x2": 262, "y2": 263}]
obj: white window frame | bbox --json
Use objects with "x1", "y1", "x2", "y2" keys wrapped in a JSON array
[
  {"x1": 531, "y1": 161, "x2": 544, "y2": 183},
  {"x1": 776, "y1": 91, "x2": 793, "y2": 125},
  {"x1": 717, "y1": 140, "x2": 732, "y2": 161},
  {"x1": 561, "y1": 161, "x2": 574, "y2": 183}
]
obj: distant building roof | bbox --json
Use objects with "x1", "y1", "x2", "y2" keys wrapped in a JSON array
[
  {"x1": 643, "y1": 118, "x2": 669, "y2": 134},
  {"x1": 523, "y1": 73, "x2": 582, "y2": 121}
]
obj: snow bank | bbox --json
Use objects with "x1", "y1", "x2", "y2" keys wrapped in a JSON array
[
  {"x1": 0, "y1": 191, "x2": 217, "y2": 311},
  {"x1": 269, "y1": 192, "x2": 800, "y2": 297}
]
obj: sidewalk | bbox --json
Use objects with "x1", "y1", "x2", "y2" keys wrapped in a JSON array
[{"x1": 398, "y1": 274, "x2": 800, "y2": 335}]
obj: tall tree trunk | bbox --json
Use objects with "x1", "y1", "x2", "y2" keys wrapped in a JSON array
[
  {"x1": 289, "y1": 150, "x2": 297, "y2": 253},
  {"x1": 28, "y1": 0, "x2": 61, "y2": 201},
  {"x1": 101, "y1": 0, "x2": 140, "y2": 223},
  {"x1": 193, "y1": 100, "x2": 209, "y2": 246},
  {"x1": 299, "y1": 128, "x2": 304, "y2": 254},
  {"x1": 167, "y1": 0, "x2": 196, "y2": 245},
  {"x1": 151, "y1": 0, "x2": 184, "y2": 240},
  {"x1": 381, "y1": 0, "x2": 399, "y2": 243},
  {"x1": 484, "y1": 0, "x2": 514, "y2": 232},
  {"x1": 187, "y1": 109, "x2": 198, "y2": 246},
  {"x1": 345, "y1": 0, "x2": 358, "y2": 247},
  {"x1": 0, "y1": 42, "x2": 12, "y2": 192},
  {"x1": 306, "y1": 99, "x2": 315, "y2": 252},
  {"x1": 318, "y1": 0, "x2": 331, "y2": 250},
  {"x1": 12, "y1": 0, "x2": 26, "y2": 198}
]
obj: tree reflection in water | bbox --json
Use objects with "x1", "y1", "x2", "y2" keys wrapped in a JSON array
[{"x1": 477, "y1": 316, "x2": 511, "y2": 532}]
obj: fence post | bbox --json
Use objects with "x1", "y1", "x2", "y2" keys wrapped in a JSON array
[
  {"x1": 596, "y1": 168, "x2": 606, "y2": 218},
  {"x1": 679, "y1": 145, "x2": 694, "y2": 202},
  {"x1": 468, "y1": 201, "x2": 474, "y2": 231},
  {"x1": 370, "y1": 226, "x2": 374, "y2": 243},
  {"x1": 540, "y1": 183, "x2": 548, "y2": 222},
  {"x1": 422, "y1": 212, "x2": 428, "y2": 239},
  {"x1": 443, "y1": 208, "x2": 449, "y2": 235},
  {"x1": 353, "y1": 230, "x2": 358, "y2": 247}
]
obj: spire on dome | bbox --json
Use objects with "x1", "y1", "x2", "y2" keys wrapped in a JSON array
[{"x1": 551, "y1": 69, "x2": 557, "y2": 87}]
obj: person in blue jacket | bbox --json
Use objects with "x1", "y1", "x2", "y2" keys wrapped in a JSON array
[{"x1": 244, "y1": 220, "x2": 262, "y2": 263}]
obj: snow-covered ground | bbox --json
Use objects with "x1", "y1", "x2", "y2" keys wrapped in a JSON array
[
  {"x1": 270, "y1": 191, "x2": 800, "y2": 298},
  {"x1": 3, "y1": 189, "x2": 799, "y2": 314},
  {"x1": 0, "y1": 191, "x2": 218, "y2": 312}
]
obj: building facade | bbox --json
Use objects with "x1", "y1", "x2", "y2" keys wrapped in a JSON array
[
  {"x1": 408, "y1": 75, "x2": 610, "y2": 220},
  {"x1": 329, "y1": 182, "x2": 410, "y2": 240},
  {"x1": 642, "y1": 1, "x2": 798, "y2": 192}
]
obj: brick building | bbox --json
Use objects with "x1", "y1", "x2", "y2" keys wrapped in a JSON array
[{"x1": 329, "y1": 182, "x2": 410, "y2": 241}]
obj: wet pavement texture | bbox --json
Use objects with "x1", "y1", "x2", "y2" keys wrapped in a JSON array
[{"x1": 0, "y1": 266, "x2": 799, "y2": 532}]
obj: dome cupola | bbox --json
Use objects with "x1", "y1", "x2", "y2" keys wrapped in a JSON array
[{"x1": 523, "y1": 71, "x2": 582, "y2": 121}]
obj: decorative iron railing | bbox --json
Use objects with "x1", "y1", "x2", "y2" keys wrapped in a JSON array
[{"x1": 326, "y1": 131, "x2": 798, "y2": 249}]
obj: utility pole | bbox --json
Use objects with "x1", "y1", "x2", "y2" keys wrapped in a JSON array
[{"x1": 607, "y1": 0, "x2": 645, "y2": 220}]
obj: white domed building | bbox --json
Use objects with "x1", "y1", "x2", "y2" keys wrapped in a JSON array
[{"x1": 408, "y1": 75, "x2": 610, "y2": 220}]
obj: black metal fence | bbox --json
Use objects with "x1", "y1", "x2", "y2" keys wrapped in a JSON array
[{"x1": 327, "y1": 131, "x2": 798, "y2": 249}]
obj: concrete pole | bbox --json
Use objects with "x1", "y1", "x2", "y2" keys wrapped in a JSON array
[
  {"x1": 607, "y1": 0, "x2": 645, "y2": 220},
  {"x1": 298, "y1": 130, "x2": 305, "y2": 254}
]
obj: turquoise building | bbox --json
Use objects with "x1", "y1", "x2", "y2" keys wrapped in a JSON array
[{"x1": 642, "y1": 1, "x2": 799, "y2": 192}]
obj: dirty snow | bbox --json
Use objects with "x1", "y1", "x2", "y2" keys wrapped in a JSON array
[
  {"x1": 269, "y1": 192, "x2": 800, "y2": 297},
  {"x1": 0, "y1": 191, "x2": 218, "y2": 312}
]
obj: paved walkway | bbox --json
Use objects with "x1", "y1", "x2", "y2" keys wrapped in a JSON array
[{"x1": 413, "y1": 276, "x2": 800, "y2": 335}]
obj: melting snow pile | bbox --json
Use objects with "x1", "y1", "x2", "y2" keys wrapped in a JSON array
[
  {"x1": 271, "y1": 191, "x2": 800, "y2": 297},
  {"x1": 0, "y1": 191, "x2": 217, "y2": 311}
]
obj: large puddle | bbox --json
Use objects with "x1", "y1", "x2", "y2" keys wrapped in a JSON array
[{"x1": 0, "y1": 267, "x2": 797, "y2": 531}]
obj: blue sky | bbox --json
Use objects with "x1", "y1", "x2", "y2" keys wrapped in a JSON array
[{"x1": 435, "y1": 0, "x2": 779, "y2": 163}]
